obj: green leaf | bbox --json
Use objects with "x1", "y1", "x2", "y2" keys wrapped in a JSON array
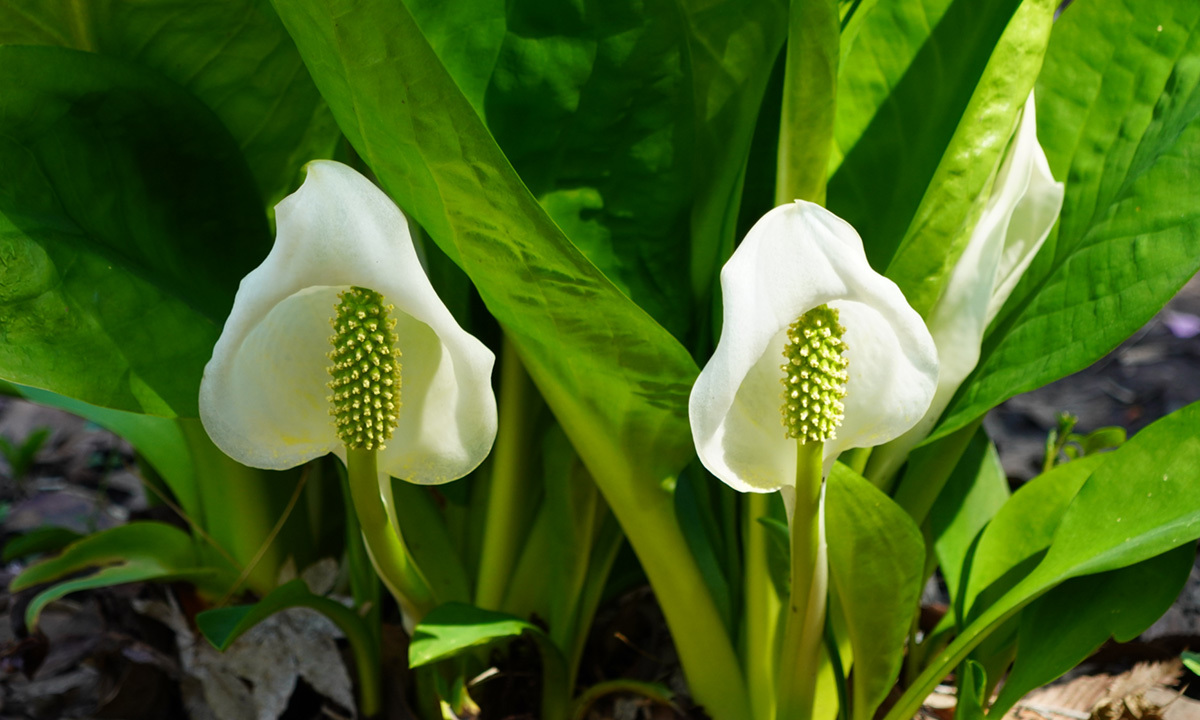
[
  {"x1": 2, "y1": 526, "x2": 82, "y2": 562},
  {"x1": 963, "y1": 454, "x2": 1105, "y2": 623},
  {"x1": 955, "y1": 660, "x2": 987, "y2": 720},
  {"x1": 390, "y1": 480, "x2": 471, "y2": 605},
  {"x1": 929, "y1": 428, "x2": 1010, "y2": 616},
  {"x1": 0, "y1": 0, "x2": 340, "y2": 210},
  {"x1": 0, "y1": 45, "x2": 272, "y2": 416},
  {"x1": 10, "y1": 522, "x2": 237, "y2": 628},
  {"x1": 991, "y1": 544, "x2": 1195, "y2": 717},
  {"x1": 1183, "y1": 650, "x2": 1200, "y2": 676},
  {"x1": 935, "y1": 0, "x2": 1200, "y2": 440},
  {"x1": 678, "y1": 0, "x2": 788, "y2": 313},
  {"x1": 409, "y1": 602, "x2": 571, "y2": 718},
  {"x1": 886, "y1": 400, "x2": 1200, "y2": 720},
  {"x1": 826, "y1": 0, "x2": 1024, "y2": 270},
  {"x1": 411, "y1": 602, "x2": 556, "y2": 667},
  {"x1": 272, "y1": 3, "x2": 750, "y2": 716},
  {"x1": 15, "y1": 384, "x2": 199, "y2": 519},
  {"x1": 411, "y1": 0, "x2": 700, "y2": 339},
  {"x1": 775, "y1": 0, "x2": 840, "y2": 205},
  {"x1": 826, "y1": 464, "x2": 925, "y2": 720},
  {"x1": 883, "y1": 0, "x2": 1056, "y2": 316}
]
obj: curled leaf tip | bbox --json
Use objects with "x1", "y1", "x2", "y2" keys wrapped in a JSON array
[
  {"x1": 328, "y1": 286, "x2": 402, "y2": 451},
  {"x1": 781, "y1": 304, "x2": 847, "y2": 442}
]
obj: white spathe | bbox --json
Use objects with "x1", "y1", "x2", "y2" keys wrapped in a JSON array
[
  {"x1": 199, "y1": 160, "x2": 497, "y2": 486},
  {"x1": 689, "y1": 200, "x2": 939, "y2": 494},
  {"x1": 874, "y1": 91, "x2": 1064, "y2": 481}
]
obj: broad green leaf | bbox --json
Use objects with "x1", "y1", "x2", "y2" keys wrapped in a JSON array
[
  {"x1": 11, "y1": 522, "x2": 237, "y2": 628},
  {"x1": 16, "y1": 384, "x2": 199, "y2": 519},
  {"x1": 826, "y1": 464, "x2": 925, "y2": 720},
  {"x1": 678, "y1": 0, "x2": 788, "y2": 312},
  {"x1": 2, "y1": 526, "x2": 82, "y2": 562},
  {"x1": 409, "y1": 601, "x2": 571, "y2": 718},
  {"x1": 0, "y1": 46, "x2": 272, "y2": 416},
  {"x1": 883, "y1": 0, "x2": 1055, "y2": 316},
  {"x1": 963, "y1": 454, "x2": 1105, "y2": 623},
  {"x1": 271, "y1": 3, "x2": 749, "y2": 716},
  {"x1": 410, "y1": 602, "x2": 557, "y2": 667},
  {"x1": 935, "y1": 0, "x2": 1200, "y2": 439},
  {"x1": 826, "y1": 0, "x2": 1024, "y2": 269},
  {"x1": 991, "y1": 544, "x2": 1194, "y2": 716},
  {"x1": 929, "y1": 429, "x2": 1010, "y2": 615},
  {"x1": 885, "y1": 400, "x2": 1200, "y2": 720},
  {"x1": 410, "y1": 0, "x2": 699, "y2": 339},
  {"x1": 0, "y1": 0, "x2": 340, "y2": 210},
  {"x1": 390, "y1": 480, "x2": 471, "y2": 606}
]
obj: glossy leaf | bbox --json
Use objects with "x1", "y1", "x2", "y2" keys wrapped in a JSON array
[
  {"x1": 11, "y1": 522, "x2": 237, "y2": 628},
  {"x1": 678, "y1": 0, "x2": 788, "y2": 312},
  {"x1": 991, "y1": 544, "x2": 1194, "y2": 716},
  {"x1": 963, "y1": 454, "x2": 1105, "y2": 623},
  {"x1": 409, "y1": 602, "x2": 570, "y2": 718},
  {"x1": 826, "y1": 464, "x2": 925, "y2": 720},
  {"x1": 826, "y1": 0, "x2": 1024, "y2": 270},
  {"x1": 929, "y1": 428, "x2": 1010, "y2": 616},
  {"x1": 955, "y1": 660, "x2": 987, "y2": 720},
  {"x1": 884, "y1": 0, "x2": 1055, "y2": 316},
  {"x1": 270, "y1": 3, "x2": 749, "y2": 716},
  {"x1": 886, "y1": 400, "x2": 1200, "y2": 720},
  {"x1": 411, "y1": 0, "x2": 698, "y2": 339},
  {"x1": 0, "y1": 0, "x2": 340, "y2": 210},
  {"x1": 0, "y1": 46, "x2": 272, "y2": 416},
  {"x1": 935, "y1": 0, "x2": 1200, "y2": 440}
]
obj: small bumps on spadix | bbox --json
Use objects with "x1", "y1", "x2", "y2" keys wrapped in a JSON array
[
  {"x1": 328, "y1": 286, "x2": 402, "y2": 450},
  {"x1": 780, "y1": 304, "x2": 848, "y2": 443}
]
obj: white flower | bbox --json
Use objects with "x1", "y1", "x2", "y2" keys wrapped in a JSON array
[
  {"x1": 199, "y1": 160, "x2": 497, "y2": 486},
  {"x1": 871, "y1": 92, "x2": 1063, "y2": 481},
  {"x1": 689, "y1": 201, "x2": 939, "y2": 493}
]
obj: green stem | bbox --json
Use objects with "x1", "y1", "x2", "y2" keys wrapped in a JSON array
[
  {"x1": 777, "y1": 440, "x2": 827, "y2": 720},
  {"x1": 475, "y1": 337, "x2": 538, "y2": 609},
  {"x1": 303, "y1": 593, "x2": 383, "y2": 718},
  {"x1": 890, "y1": 419, "x2": 982, "y2": 525},
  {"x1": 345, "y1": 447, "x2": 436, "y2": 619},
  {"x1": 602, "y1": 472, "x2": 752, "y2": 720},
  {"x1": 775, "y1": 0, "x2": 840, "y2": 205},
  {"x1": 743, "y1": 492, "x2": 782, "y2": 720}
]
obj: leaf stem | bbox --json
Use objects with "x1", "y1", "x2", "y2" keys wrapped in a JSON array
[
  {"x1": 777, "y1": 440, "x2": 828, "y2": 720},
  {"x1": 475, "y1": 337, "x2": 539, "y2": 610}
]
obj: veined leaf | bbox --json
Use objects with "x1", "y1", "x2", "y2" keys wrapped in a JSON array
[
  {"x1": 270, "y1": 2, "x2": 749, "y2": 715},
  {"x1": 0, "y1": 0, "x2": 341, "y2": 210},
  {"x1": 991, "y1": 545, "x2": 1194, "y2": 716},
  {"x1": 826, "y1": 464, "x2": 925, "y2": 720},
  {"x1": 0, "y1": 46, "x2": 272, "y2": 416},
  {"x1": 935, "y1": 0, "x2": 1200, "y2": 440},
  {"x1": 886, "y1": 400, "x2": 1200, "y2": 720}
]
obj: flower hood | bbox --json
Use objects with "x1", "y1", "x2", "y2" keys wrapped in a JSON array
[
  {"x1": 689, "y1": 201, "x2": 938, "y2": 493},
  {"x1": 199, "y1": 160, "x2": 497, "y2": 485}
]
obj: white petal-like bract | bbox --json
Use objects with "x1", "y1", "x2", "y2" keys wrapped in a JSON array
[
  {"x1": 689, "y1": 201, "x2": 938, "y2": 493},
  {"x1": 200, "y1": 160, "x2": 497, "y2": 485}
]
